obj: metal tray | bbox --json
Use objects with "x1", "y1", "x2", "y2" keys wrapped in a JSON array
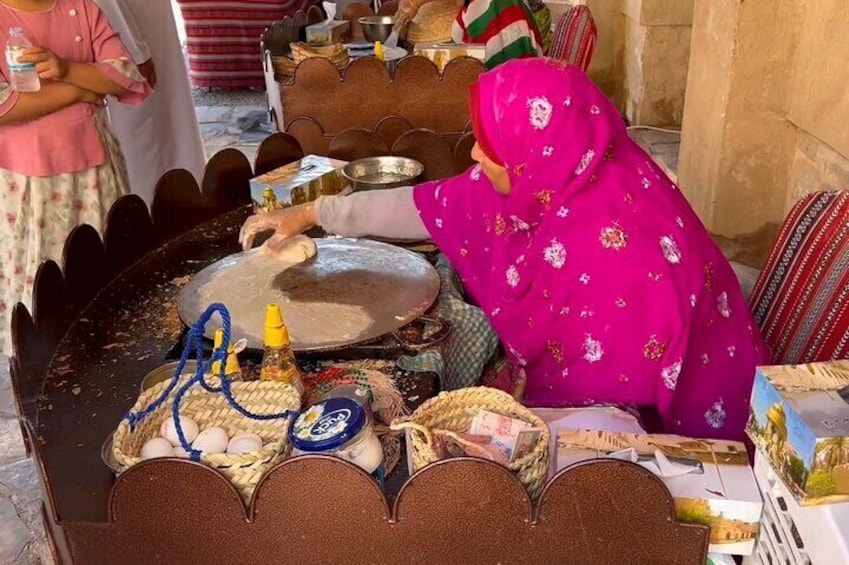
[{"x1": 177, "y1": 238, "x2": 440, "y2": 352}]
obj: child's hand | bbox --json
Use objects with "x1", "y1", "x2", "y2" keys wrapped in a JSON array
[
  {"x1": 77, "y1": 87, "x2": 105, "y2": 106},
  {"x1": 20, "y1": 47, "x2": 69, "y2": 80}
]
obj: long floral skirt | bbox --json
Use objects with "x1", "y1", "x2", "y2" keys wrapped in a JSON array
[{"x1": 0, "y1": 111, "x2": 129, "y2": 355}]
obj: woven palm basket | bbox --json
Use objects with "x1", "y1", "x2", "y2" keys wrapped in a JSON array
[
  {"x1": 113, "y1": 376, "x2": 301, "y2": 502},
  {"x1": 407, "y1": 0, "x2": 457, "y2": 44},
  {"x1": 391, "y1": 387, "x2": 550, "y2": 500},
  {"x1": 291, "y1": 42, "x2": 350, "y2": 68},
  {"x1": 271, "y1": 55, "x2": 297, "y2": 80}
]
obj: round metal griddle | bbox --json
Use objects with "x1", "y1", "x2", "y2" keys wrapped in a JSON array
[{"x1": 177, "y1": 238, "x2": 440, "y2": 352}]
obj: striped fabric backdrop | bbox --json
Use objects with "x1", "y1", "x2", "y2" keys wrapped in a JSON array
[
  {"x1": 176, "y1": 0, "x2": 311, "y2": 88},
  {"x1": 749, "y1": 190, "x2": 849, "y2": 363},
  {"x1": 548, "y1": 4, "x2": 596, "y2": 72}
]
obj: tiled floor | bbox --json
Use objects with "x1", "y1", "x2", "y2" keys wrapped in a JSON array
[{"x1": 193, "y1": 89, "x2": 268, "y2": 167}]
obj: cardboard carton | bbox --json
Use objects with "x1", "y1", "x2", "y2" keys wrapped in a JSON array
[
  {"x1": 746, "y1": 360, "x2": 849, "y2": 507},
  {"x1": 250, "y1": 155, "x2": 348, "y2": 213},
  {"x1": 556, "y1": 430, "x2": 763, "y2": 556}
]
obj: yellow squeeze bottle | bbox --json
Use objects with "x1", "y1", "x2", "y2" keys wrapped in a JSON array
[
  {"x1": 259, "y1": 304, "x2": 304, "y2": 395},
  {"x1": 211, "y1": 328, "x2": 243, "y2": 381},
  {"x1": 374, "y1": 41, "x2": 385, "y2": 62}
]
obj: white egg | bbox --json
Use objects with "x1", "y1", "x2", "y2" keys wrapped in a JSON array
[
  {"x1": 159, "y1": 416, "x2": 199, "y2": 446},
  {"x1": 172, "y1": 445, "x2": 190, "y2": 458},
  {"x1": 192, "y1": 427, "x2": 229, "y2": 454},
  {"x1": 227, "y1": 433, "x2": 263, "y2": 454},
  {"x1": 140, "y1": 437, "x2": 175, "y2": 460}
]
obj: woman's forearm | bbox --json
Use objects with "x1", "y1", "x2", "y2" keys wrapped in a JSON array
[
  {"x1": 315, "y1": 187, "x2": 430, "y2": 241},
  {"x1": 64, "y1": 62, "x2": 124, "y2": 95},
  {"x1": 0, "y1": 82, "x2": 81, "y2": 125}
]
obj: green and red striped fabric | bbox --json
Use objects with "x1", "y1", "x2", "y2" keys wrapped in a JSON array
[{"x1": 451, "y1": 0, "x2": 542, "y2": 69}]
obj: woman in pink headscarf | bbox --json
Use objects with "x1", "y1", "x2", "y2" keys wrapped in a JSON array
[{"x1": 240, "y1": 58, "x2": 770, "y2": 441}]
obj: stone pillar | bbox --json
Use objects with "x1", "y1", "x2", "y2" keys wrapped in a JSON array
[
  {"x1": 678, "y1": 0, "x2": 849, "y2": 266},
  {"x1": 587, "y1": 0, "x2": 694, "y2": 126}
]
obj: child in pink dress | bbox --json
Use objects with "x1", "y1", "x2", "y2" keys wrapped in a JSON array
[{"x1": 0, "y1": 0, "x2": 150, "y2": 354}]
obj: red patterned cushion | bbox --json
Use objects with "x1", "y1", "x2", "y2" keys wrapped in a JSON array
[
  {"x1": 749, "y1": 190, "x2": 849, "y2": 363},
  {"x1": 548, "y1": 4, "x2": 597, "y2": 72}
]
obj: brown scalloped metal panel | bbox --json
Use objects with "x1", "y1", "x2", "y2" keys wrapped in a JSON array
[
  {"x1": 392, "y1": 129, "x2": 458, "y2": 181},
  {"x1": 51, "y1": 457, "x2": 708, "y2": 564},
  {"x1": 375, "y1": 115, "x2": 414, "y2": 147},
  {"x1": 455, "y1": 132, "x2": 477, "y2": 173},
  {"x1": 282, "y1": 56, "x2": 484, "y2": 136},
  {"x1": 329, "y1": 128, "x2": 392, "y2": 161},
  {"x1": 286, "y1": 117, "x2": 331, "y2": 156},
  {"x1": 103, "y1": 195, "x2": 156, "y2": 272},
  {"x1": 200, "y1": 148, "x2": 254, "y2": 211},
  {"x1": 62, "y1": 224, "x2": 111, "y2": 310},
  {"x1": 254, "y1": 132, "x2": 305, "y2": 176}
]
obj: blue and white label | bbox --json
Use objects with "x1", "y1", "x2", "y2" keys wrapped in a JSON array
[{"x1": 6, "y1": 47, "x2": 34, "y2": 72}]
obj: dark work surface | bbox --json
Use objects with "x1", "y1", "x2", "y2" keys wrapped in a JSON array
[{"x1": 35, "y1": 207, "x2": 438, "y2": 523}]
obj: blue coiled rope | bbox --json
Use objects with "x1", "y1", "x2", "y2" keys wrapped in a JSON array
[{"x1": 124, "y1": 303, "x2": 298, "y2": 461}]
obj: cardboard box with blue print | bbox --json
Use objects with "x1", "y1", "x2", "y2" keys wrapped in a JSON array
[
  {"x1": 556, "y1": 430, "x2": 763, "y2": 556},
  {"x1": 250, "y1": 155, "x2": 348, "y2": 213},
  {"x1": 746, "y1": 360, "x2": 849, "y2": 507}
]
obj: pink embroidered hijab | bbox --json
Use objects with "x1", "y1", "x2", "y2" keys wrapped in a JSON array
[{"x1": 413, "y1": 59, "x2": 770, "y2": 440}]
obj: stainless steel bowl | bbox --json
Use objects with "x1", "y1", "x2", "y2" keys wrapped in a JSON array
[
  {"x1": 358, "y1": 16, "x2": 396, "y2": 44},
  {"x1": 342, "y1": 156, "x2": 424, "y2": 191},
  {"x1": 140, "y1": 360, "x2": 199, "y2": 392}
]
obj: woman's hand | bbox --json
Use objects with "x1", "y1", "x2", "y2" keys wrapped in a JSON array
[
  {"x1": 19, "y1": 47, "x2": 69, "y2": 80},
  {"x1": 137, "y1": 59, "x2": 157, "y2": 88},
  {"x1": 239, "y1": 203, "x2": 318, "y2": 252},
  {"x1": 396, "y1": 0, "x2": 431, "y2": 29}
]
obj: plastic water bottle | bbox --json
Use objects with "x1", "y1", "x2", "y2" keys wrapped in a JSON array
[{"x1": 5, "y1": 28, "x2": 40, "y2": 92}]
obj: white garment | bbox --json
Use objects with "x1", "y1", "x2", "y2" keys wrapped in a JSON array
[{"x1": 95, "y1": 0, "x2": 206, "y2": 206}]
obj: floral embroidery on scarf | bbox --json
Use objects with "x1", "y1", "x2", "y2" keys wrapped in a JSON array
[
  {"x1": 460, "y1": 248, "x2": 468, "y2": 257},
  {"x1": 624, "y1": 193, "x2": 634, "y2": 205},
  {"x1": 559, "y1": 306, "x2": 570, "y2": 316},
  {"x1": 561, "y1": 368, "x2": 569, "y2": 378},
  {"x1": 575, "y1": 149, "x2": 596, "y2": 175},
  {"x1": 704, "y1": 400, "x2": 727, "y2": 429},
  {"x1": 557, "y1": 206, "x2": 570, "y2": 218},
  {"x1": 701, "y1": 353, "x2": 711, "y2": 365},
  {"x1": 615, "y1": 298, "x2": 627, "y2": 308},
  {"x1": 548, "y1": 340, "x2": 563, "y2": 363},
  {"x1": 579, "y1": 273, "x2": 590, "y2": 284},
  {"x1": 543, "y1": 239, "x2": 567, "y2": 268},
  {"x1": 641, "y1": 177, "x2": 651, "y2": 190},
  {"x1": 494, "y1": 214, "x2": 506, "y2": 235},
  {"x1": 511, "y1": 215, "x2": 531, "y2": 232},
  {"x1": 643, "y1": 335, "x2": 668, "y2": 361},
  {"x1": 582, "y1": 335, "x2": 604, "y2": 363},
  {"x1": 675, "y1": 216, "x2": 684, "y2": 228},
  {"x1": 527, "y1": 96, "x2": 553, "y2": 129},
  {"x1": 689, "y1": 294, "x2": 697, "y2": 307},
  {"x1": 516, "y1": 254, "x2": 526, "y2": 264},
  {"x1": 661, "y1": 359, "x2": 682, "y2": 391},
  {"x1": 579, "y1": 309, "x2": 593, "y2": 319},
  {"x1": 717, "y1": 291, "x2": 731, "y2": 318},
  {"x1": 506, "y1": 265, "x2": 520, "y2": 287},
  {"x1": 434, "y1": 218, "x2": 443, "y2": 228},
  {"x1": 534, "y1": 190, "x2": 553, "y2": 208},
  {"x1": 434, "y1": 185, "x2": 442, "y2": 199},
  {"x1": 727, "y1": 345, "x2": 737, "y2": 358},
  {"x1": 491, "y1": 307, "x2": 501, "y2": 316},
  {"x1": 648, "y1": 272, "x2": 662, "y2": 282},
  {"x1": 600, "y1": 224, "x2": 628, "y2": 251},
  {"x1": 513, "y1": 163, "x2": 526, "y2": 177},
  {"x1": 660, "y1": 236, "x2": 682, "y2": 264},
  {"x1": 704, "y1": 263, "x2": 714, "y2": 291},
  {"x1": 470, "y1": 166, "x2": 481, "y2": 181},
  {"x1": 563, "y1": 96, "x2": 572, "y2": 106},
  {"x1": 590, "y1": 105, "x2": 600, "y2": 115},
  {"x1": 542, "y1": 146, "x2": 554, "y2": 157},
  {"x1": 542, "y1": 289, "x2": 551, "y2": 299}
]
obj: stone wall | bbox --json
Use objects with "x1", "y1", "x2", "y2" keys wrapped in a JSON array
[
  {"x1": 678, "y1": 0, "x2": 849, "y2": 266},
  {"x1": 587, "y1": 0, "x2": 694, "y2": 126}
]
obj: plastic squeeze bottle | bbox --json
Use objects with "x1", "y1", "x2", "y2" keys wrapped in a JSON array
[
  {"x1": 5, "y1": 28, "x2": 40, "y2": 92},
  {"x1": 259, "y1": 303, "x2": 304, "y2": 395},
  {"x1": 211, "y1": 328, "x2": 243, "y2": 382}
]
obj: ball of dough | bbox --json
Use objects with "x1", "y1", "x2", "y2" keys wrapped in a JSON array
[{"x1": 263, "y1": 235, "x2": 317, "y2": 264}]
